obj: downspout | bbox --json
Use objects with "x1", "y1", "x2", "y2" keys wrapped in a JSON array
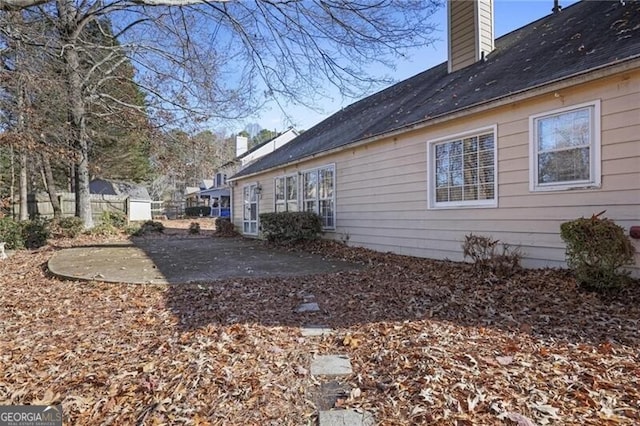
[{"x1": 229, "y1": 184, "x2": 234, "y2": 228}]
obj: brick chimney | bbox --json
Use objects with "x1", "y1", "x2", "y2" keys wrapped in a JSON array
[{"x1": 448, "y1": 0, "x2": 495, "y2": 73}]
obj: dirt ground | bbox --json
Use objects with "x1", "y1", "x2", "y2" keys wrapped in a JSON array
[{"x1": 156, "y1": 217, "x2": 218, "y2": 231}]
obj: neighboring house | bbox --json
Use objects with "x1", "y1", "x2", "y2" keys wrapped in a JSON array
[
  {"x1": 185, "y1": 186, "x2": 203, "y2": 206},
  {"x1": 229, "y1": 0, "x2": 640, "y2": 274},
  {"x1": 197, "y1": 173, "x2": 231, "y2": 217},
  {"x1": 90, "y1": 178, "x2": 152, "y2": 221},
  {"x1": 186, "y1": 128, "x2": 299, "y2": 217}
]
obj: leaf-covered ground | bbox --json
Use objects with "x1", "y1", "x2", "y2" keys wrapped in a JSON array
[{"x1": 1, "y1": 233, "x2": 639, "y2": 425}]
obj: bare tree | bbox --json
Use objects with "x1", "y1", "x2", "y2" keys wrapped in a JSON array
[
  {"x1": 1, "y1": 0, "x2": 442, "y2": 227},
  {"x1": 1, "y1": 11, "x2": 32, "y2": 220},
  {"x1": 1, "y1": 9, "x2": 74, "y2": 220}
]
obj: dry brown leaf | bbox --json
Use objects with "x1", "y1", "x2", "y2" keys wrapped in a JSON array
[
  {"x1": 342, "y1": 334, "x2": 361, "y2": 349},
  {"x1": 532, "y1": 404, "x2": 560, "y2": 418},
  {"x1": 1, "y1": 234, "x2": 638, "y2": 425},
  {"x1": 496, "y1": 355, "x2": 514, "y2": 366},
  {"x1": 498, "y1": 411, "x2": 537, "y2": 426}
]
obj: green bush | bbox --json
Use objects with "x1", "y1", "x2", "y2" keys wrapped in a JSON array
[
  {"x1": 88, "y1": 222, "x2": 116, "y2": 236},
  {"x1": 185, "y1": 206, "x2": 210, "y2": 217},
  {"x1": 0, "y1": 216, "x2": 52, "y2": 249},
  {"x1": 124, "y1": 224, "x2": 141, "y2": 236},
  {"x1": 100, "y1": 210, "x2": 127, "y2": 229},
  {"x1": 22, "y1": 216, "x2": 51, "y2": 249},
  {"x1": 52, "y1": 217, "x2": 84, "y2": 238},
  {"x1": 89, "y1": 210, "x2": 127, "y2": 236},
  {"x1": 462, "y1": 233, "x2": 522, "y2": 278},
  {"x1": 132, "y1": 220, "x2": 165, "y2": 236},
  {"x1": 560, "y1": 212, "x2": 636, "y2": 291},
  {"x1": 189, "y1": 222, "x2": 201, "y2": 234},
  {"x1": 0, "y1": 217, "x2": 25, "y2": 249},
  {"x1": 215, "y1": 217, "x2": 238, "y2": 237},
  {"x1": 259, "y1": 211, "x2": 323, "y2": 242}
]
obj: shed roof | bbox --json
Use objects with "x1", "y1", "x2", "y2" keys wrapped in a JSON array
[
  {"x1": 232, "y1": 1, "x2": 640, "y2": 179},
  {"x1": 90, "y1": 179, "x2": 151, "y2": 200}
]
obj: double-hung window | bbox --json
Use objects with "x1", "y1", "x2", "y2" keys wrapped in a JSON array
[
  {"x1": 428, "y1": 126, "x2": 497, "y2": 208},
  {"x1": 274, "y1": 174, "x2": 298, "y2": 212},
  {"x1": 529, "y1": 101, "x2": 600, "y2": 191},
  {"x1": 303, "y1": 165, "x2": 335, "y2": 229}
]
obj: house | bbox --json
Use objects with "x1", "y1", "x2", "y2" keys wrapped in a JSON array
[
  {"x1": 238, "y1": 127, "x2": 299, "y2": 167},
  {"x1": 186, "y1": 128, "x2": 299, "y2": 217},
  {"x1": 195, "y1": 173, "x2": 231, "y2": 217},
  {"x1": 89, "y1": 178, "x2": 152, "y2": 221},
  {"x1": 185, "y1": 180, "x2": 213, "y2": 208},
  {"x1": 228, "y1": 0, "x2": 640, "y2": 274}
]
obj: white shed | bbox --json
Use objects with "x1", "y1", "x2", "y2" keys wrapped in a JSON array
[{"x1": 90, "y1": 179, "x2": 152, "y2": 221}]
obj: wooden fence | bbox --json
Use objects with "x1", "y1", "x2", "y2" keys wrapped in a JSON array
[{"x1": 14, "y1": 193, "x2": 127, "y2": 221}]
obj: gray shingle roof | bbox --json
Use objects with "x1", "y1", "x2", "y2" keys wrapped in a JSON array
[
  {"x1": 232, "y1": 1, "x2": 640, "y2": 179},
  {"x1": 90, "y1": 179, "x2": 151, "y2": 200}
]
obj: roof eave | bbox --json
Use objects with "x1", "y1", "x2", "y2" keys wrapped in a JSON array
[{"x1": 229, "y1": 55, "x2": 640, "y2": 182}]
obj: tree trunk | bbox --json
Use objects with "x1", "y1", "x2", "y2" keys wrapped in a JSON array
[
  {"x1": 57, "y1": 0, "x2": 93, "y2": 228},
  {"x1": 10, "y1": 147, "x2": 15, "y2": 219},
  {"x1": 41, "y1": 153, "x2": 61, "y2": 219},
  {"x1": 18, "y1": 149, "x2": 28, "y2": 220},
  {"x1": 16, "y1": 75, "x2": 28, "y2": 221}
]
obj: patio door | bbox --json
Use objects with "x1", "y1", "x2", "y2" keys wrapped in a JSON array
[{"x1": 242, "y1": 184, "x2": 259, "y2": 235}]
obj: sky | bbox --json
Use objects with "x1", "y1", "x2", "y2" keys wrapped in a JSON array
[{"x1": 240, "y1": 0, "x2": 580, "y2": 134}]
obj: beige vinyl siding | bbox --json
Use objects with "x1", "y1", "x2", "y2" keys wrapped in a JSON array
[
  {"x1": 448, "y1": 0, "x2": 477, "y2": 72},
  {"x1": 449, "y1": 0, "x2": 494, "y2": 72},
  {"x1": 477, "y1": 0, "x2": 494, "y2": 56},
  {"x1": 232, "y1": 69, "x2": 640, "y2": 275}
]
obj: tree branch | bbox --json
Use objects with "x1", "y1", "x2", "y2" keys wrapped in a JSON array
[{"x1": 0, "y1": 0, "x2": 232, "y2": 11}]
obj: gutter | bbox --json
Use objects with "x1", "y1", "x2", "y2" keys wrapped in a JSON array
[{"x1": 229, "y1": 55, "x2": 640, "y2": 182}]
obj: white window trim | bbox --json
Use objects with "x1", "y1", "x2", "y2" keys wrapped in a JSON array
[
  {"x1": 427, "y1": 125, "x2": 499, "y2": 209},
  {"x1": 301, "y1": 163, "x2": 336, "y2": 230},
  {"x1": 273, "y1": 173, "x2": 298, "y2": 212},
  {"x1": 529, "y1": 100, "x2": 601, "y2": 192}
]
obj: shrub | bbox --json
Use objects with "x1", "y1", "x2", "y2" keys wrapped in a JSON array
[
  {"x1": 259, "y1": 211, "x2": 323, "y2": 243},
  {"x1": 89, "y1": 222, "x2": 118, "y2": 236},
  {"x1": 0, "y1": 217, "x2": 53, "y2": 249},
  {"x1": 124, "y1": 224, "x2": 141, "y2": 236},
  {"x1": 215, "y1": 217, "x2": 238, "y2": 237},
  {"x1": 22, "y1": 216, "x2": 51, "y2": 249},
  {"x1": 52, "y1": 217, "x2": 84, "y2": 238},
  {"x1": 89, "y1": 211, "x2": 128, "y2": 236},
  {"x1": 185, "y1": 206, "x2": 210, "y2": 217},
  {"x1": 100, "y1": 210, "x2": 127, "y2": 229},
  {"x1": 132, "y1": 220, "x2": 165, "y2": 236},
  {"x1": 189, "y1": 222, "x2": 201, "y2": 234},
  {"x1": 0, "y1": 217, "x2": 25, "y2": 249},
  {"x1": 560, "y1": 212, "x2": 636, "y2": 291},
  {"x1": 462, "y1": 233, "x2": 522, "y2": 278}
]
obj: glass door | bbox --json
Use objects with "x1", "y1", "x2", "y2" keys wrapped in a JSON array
[{"x1": 242, "y1": 184, "x2": 258, "y2": 235}]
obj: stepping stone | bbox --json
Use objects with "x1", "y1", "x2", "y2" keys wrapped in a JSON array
[
  {"x1": 301, "y1": 325, "x2": 333, "y2": 337},
  {"x1": 302, "y1": 293, "x2": 316, "y2": 303},
  {"x1": 310, "y1": 355, "x2": 352, "y2": 376},
  {"x1": 313, "y1": 380, "x2": 350, "y2": 411},
  {"x1": 296, "y1": 302, "x2": 320, "y2": 313},
  {"x1": 318, "y1": 409, "x2": 374, "y2": 426}
]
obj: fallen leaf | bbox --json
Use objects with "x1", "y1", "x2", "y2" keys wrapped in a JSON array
[
  {"x1": 532, "y1": 404, "x2": 560, "y2": 418},
  {"x1": 496, "y1": 355, "x2": 514, "y2": 366},
  {"x1": 498, "y1": 411, "x2": 537, "y2": 426},
  {"x1": 350, "y1": 387, "x2": 362, "y2": 400}
]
